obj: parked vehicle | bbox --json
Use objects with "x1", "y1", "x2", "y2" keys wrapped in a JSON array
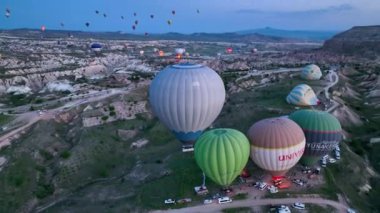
[
  {"x1": 218, "y1": 196, "x2": 232, "y2": 204},
  {"x1": 177, "y1": 198, "x2": 192, "y2": 204},
  {"x1": 277, "y1": 205, "x2": 291, "y2": 213},
  {"x1": 164, "y1": 199, "x2": 175, "y2": 204},
  {"x1": 292, "y1": 202, "x2": 305, "y2": 209},
  {"x1": 203, "y1": 199, "x2": 213, "y2": 205},
  {"x1": 257, "y1": 182, "x2": 268, "y2": 190},
  {"x1": 268, "y1": 185, "x2": 279, "y2": 194}
]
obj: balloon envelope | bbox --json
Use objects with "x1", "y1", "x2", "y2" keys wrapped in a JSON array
[
  {"x1": 248, "y1": 117, "x2": 306, "y2": 177},
  {"x1": 149, "y1": 63, "x2": 226, "y2": 145},
  {"x1": 195, "y1": 128, "x2": 250, "y2": 187},
  {"x1": 286, "y1": 84, "x2": 319, "y2": 106},
  {"x1": 289, "y1": 110, "x2": 342, "y2": 166},
  {"x1": 175, "y1": 48, "x2": 186, "y2": 55},
  {"x1": 91, "y1": 43, "x2": 102, "y2": 52},
  {"x1": 301, "y1": 64, "x2": 322, "y2": 80}
]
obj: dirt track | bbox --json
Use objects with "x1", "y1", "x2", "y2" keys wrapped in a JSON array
[{"x1": 153, "y1": 197, "x2": 348, "y2": 213}]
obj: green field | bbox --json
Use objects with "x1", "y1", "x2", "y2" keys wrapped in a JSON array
[{"x1": 0, "y1": 114, "x2": 13, "y2": 127}]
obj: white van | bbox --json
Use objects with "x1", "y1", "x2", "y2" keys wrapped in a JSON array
[
  {"x1": 292, "y1": 202, "x2": 305, "y2": 209},
  {"x1": 218, "y1": 197, "x2": 232, "y2": 204}
]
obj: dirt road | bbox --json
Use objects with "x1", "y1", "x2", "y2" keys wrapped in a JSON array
[
  {"x1": 0, "y1": 88, "x2": 130, "y2": 149},
  {"x1": 153, "y1": 197, "x2": 348, "y2": 213}
]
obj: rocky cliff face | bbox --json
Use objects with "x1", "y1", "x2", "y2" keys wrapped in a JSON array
[{"x1": 322, "y1": 26, "x2": 380, "y2": 58}]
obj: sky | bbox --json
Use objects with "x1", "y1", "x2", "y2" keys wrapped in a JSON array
[{"x1": 0, "y1": 0, "x2": 379, "y2": 33}]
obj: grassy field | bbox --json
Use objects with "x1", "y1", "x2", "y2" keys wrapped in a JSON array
[
  {"x1": 0, "y1": 72, "x2": 374, "y2": 212},
  {"x1": 0, "y1": 114, "x2": 13, "y2": 127}
]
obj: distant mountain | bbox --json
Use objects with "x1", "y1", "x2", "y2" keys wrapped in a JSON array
[
  {"x1": 0, "y1": 28, "x2": 304, "y2": 43},
  {"x1": 322, "y1": 25, "x2": 380, "y2": 57},
  {"x1": 237, "y1": 27, "x2": 338, "y2": 41}
]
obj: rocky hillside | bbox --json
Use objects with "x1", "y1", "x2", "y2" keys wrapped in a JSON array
[{"x1": 322, "y1": 25, "x2": 380, "y2": 58}]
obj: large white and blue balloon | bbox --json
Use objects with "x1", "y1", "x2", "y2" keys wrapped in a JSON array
[{"x1": 149, "y1": 63, "x2": 226, "y2": 145}]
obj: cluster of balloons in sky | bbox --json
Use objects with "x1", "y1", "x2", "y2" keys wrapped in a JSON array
[
  {"x1": 4, "y1": 7, "x2": 200, "y2": 35},
  {"x1": 149, "y1": 63, "x2": 342, "y2": 187}
]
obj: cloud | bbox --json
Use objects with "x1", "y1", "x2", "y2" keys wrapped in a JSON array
[{"x1": 237, "y1": 3, "x2": 354, "y2": 15}]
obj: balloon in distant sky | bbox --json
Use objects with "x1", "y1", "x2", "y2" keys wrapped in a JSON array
[
  {"x1": 5, "y1": 8, "x2": 10, "y2": 18},
  {"x1": 60, "y1": 22, "x2": 64, "y2": 27},
  {"x1": 172, "y1": 10, "x2": 176, "y2": 15},
  {"x1": 194, "y1": 128, "x2": 250, "y2": 187},
  {"x1": 95, "y1": 10, "x2": 99, "y2": 14},
  {"x1": 149, "y1": 63, "x2": 226, "y2": 145},
  {"x1": 103, "y1": 13, "x2": 107, "y2": 18},
  {"x1": 139, "y1": 50, "x2": 144, "y2": 56},
  {"x1": 197, "y1": 9, "x2": 200, "y2": 14},
  {"x1": 248, "y1": 117, "x2": 306, "y2": 178},
  {"x1": 41, "y1": 25, "x2": 46, "y2": 32},
  {"x1": 226, "y1": 47, "x2": 233, "y2": 54},
  {"x1": 121, "y1": 16, "x2": 124, "y2": 20},
  {"x1": 145, "y1": 32, "x2": 149, "y2": 36},
  {"x1": 132, "y1": 25, "x2": 136, "y2": 30},
  {"x1": 85, "y1": 22, "x2": 90, "y2": 27},
  {"x1": 135, "y1": 20, "x2": 139, "y2": 25},
  {"x1": 288, "y1": 110, "x2": 342, "y2": 166},
  {"x1": 133, "y1": 12, "x2": 137, "y2": 16},
  {"x1": 150, "y1": 14, "x2": 154, "y2": 19},
  {"x1": 167, "y1": 20, "x2": 172, "y2": 25}
]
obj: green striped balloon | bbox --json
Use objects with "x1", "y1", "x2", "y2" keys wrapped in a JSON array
[{"x1": 194, "y1": 128, "x2": 250, "y2": 187}]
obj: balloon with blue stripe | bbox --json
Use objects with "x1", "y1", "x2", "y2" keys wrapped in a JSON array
[{"x1": 149, "y1": 63, "x2": 226, "y2": 146}]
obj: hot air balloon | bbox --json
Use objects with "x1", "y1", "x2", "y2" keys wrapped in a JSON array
[
  {"x1": 133, "y1": 12, "x2": 137, "y2": 17},
  {"x1": 60, "y1": 22, "x2": 65, "y2": 27},
  {"x1": 301, "y1": 64, "x2": 322, "y2": 80},
  {"x1": 149, "y1": 63, "x2": 226, "y2": 146},
  {"x1": 226, "y1": 47, "x2": 233, "y2": 54},
  {"x1": 167, "y1": 20, "x2": 172, "y2": 25},
  {"x1": 135, "y1": 20, "x2": 139, "y2": 25},
  {"x1": 197, "y1": 9, "x2": 200, "y2": 14},
  {"x1": 172, "y1": 10, "x2": 176, "y2": 15},
  {"x1": 121, "y1": 16, "x2": 124, "y2": 20},
  {"x1": 41, "y1": 25, "x2": 46, "y2": 32},
  {"x1": 194, "y1": 129, "x2": 250, "y2": 187},
  {"x1": 248, "y1": 117, "x2": 306, "y2": 178},
  {"x1": 85, "y1": 22, "x2": 90, "y2": 27},
  {"x1": 158, "y1": 50, "x2": 165, "y2": 57},
  {"x1": 132, "y1": 25, "x2": 136, "y2": 30},
  {"x1": 5, "y1": 8, "x2": 10, "y2": 18},
  {"x1": 103, "y1": 13, "x2": 107, "y2": 18},
  {"x1": 95, "y1": 10, "x2": 99, "y2": 14},
  {"x1": 175, "y1": 48, "x2": 186, "y2": 59},
  {"x1": 139, "y1": 50, "x2": 144, "y2": 56},
  {"x1": 289, "y1": 110, "x2": 342, "y2": 166},
  {"x1": 150, "y1": 14, "x2": 154, "y2": 19},
  {"x1": 145, "y1": 32, "x2": 149, "y2": 36},
  {"x1": 90, "y1": 43, "x2": 102, "y2": 52},
  {"x1": 286, "y1": 84, "x2": 320, "y2": 106}
]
